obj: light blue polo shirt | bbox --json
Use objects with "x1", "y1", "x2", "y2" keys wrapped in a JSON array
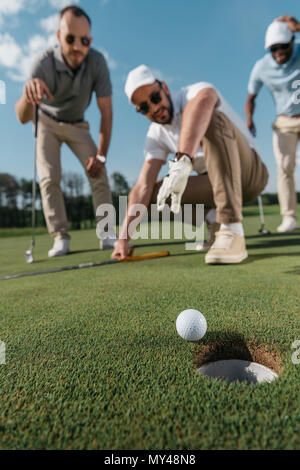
[{"x1": 248, "y1": 42, "x2": 300, "y2": 116}]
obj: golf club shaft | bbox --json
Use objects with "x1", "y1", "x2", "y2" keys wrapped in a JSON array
[
  {"x1": 258, "y1": 195, "x2": 265, "y2": 226},
  {"x1": 0, "y1": 251, "x2": 170, "y2": 281},
  {"x1": 29, "y1": 105, "x2": 39, "y2": 252}
]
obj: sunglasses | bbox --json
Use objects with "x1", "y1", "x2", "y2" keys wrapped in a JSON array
[
  {"x1": 270, "y1": 43, "x2": 291, "y2": 53},
  {"x1": 65, "y1": 34, "x2": 91, "y2": 47},
  {"x1": 136, "y1": 82, "x2": 163, "y2": 115}
]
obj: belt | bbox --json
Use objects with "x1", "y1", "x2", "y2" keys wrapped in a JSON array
[
  {"x1": 278, "y1": 113, "x2": 300, "y2": 119},
  {"x1": 41, "y1": 108, "x2": 84, "y2": 124}
]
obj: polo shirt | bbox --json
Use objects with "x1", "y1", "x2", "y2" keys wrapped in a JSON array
[
  {"x1": 144, "y1": 82, "x2": 257, "y2": 174},
  {"x1": 30, "y1": 45, "x2": 112, "y2": 122},
  {"x1": 248, "y1": 42, "x2": 300, "y2": 116}
]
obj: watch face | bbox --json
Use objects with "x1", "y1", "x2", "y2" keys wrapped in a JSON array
[{"x1": 96, "y1": 155, "x2": 106, "y2": 163}]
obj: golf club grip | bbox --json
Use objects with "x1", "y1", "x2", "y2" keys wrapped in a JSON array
[
  {"x1": 35, "y1": 105, "x2": 39, "y2": 137},
  {"x1": 122, "y1": 251, "x2": 170, "y2": 262}
]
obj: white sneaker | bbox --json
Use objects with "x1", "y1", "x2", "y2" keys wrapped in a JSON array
[
  {"x1": 205, "y1": 228, "x2": 248, "y2": 264},
  {"x1": 196, "y1": 222, "x2": 220, "y2": 251},
  {"x1": 276, "y1": 217, "x2": 297, "y2": 233},
  {"x1": 48, "y1": 237, "x2": 70, "y2": 258},
  {"x1": 99, "y1": 238, "x2": 118, "y2": 250}
]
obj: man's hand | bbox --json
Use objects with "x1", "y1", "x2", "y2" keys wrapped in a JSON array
[
  {"x1": 111, "y1": 239, "x2": 131, "y2": 260},
  {"x1": 157, "y1": 155, "x2": 193, "y2": 214},
  {"x1": 247, "y1": 118, "x2": 256, "y2": 137},
  {"x1": 24, "y1": 78, "x2": 53, "y2": 105},
  {"x1": 276, "y1": 15, "x2": 300, "y2": 32},
  {"x1": 86, "y1": 157, "x2": 104, "y2": 178}
]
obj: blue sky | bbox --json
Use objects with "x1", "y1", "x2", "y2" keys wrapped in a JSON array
[{"x1": 0, "y1": 0, "x2": 300, "y2": 192}]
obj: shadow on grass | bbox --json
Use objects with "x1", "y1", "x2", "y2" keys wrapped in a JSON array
[
  {"x1": 246, "y1": 230, "x2": 300, "y2": 240},
  {"x1": 194, "y1": 330, "x2": 283, "y2": 375},
  {"x1": 284, "y1": 266, "x2": 300, "y2": 275}
]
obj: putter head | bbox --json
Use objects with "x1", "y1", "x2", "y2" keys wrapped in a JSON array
[
  {"x1": 259, "y1": 228, "x2": 271, "y2": 235},
  {"x1": 25, "y1": 250, "x2": 34, "y2": 264}
]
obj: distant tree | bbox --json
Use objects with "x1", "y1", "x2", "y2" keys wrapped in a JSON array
[{"x1": 111, "y1": 172, "x2": 130, "y2": 195}]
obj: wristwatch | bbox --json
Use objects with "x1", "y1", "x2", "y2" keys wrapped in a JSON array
[
  {"x1": 174, "y1": 152, "x2": 193, "y2": 162},
  {"x1": 96, "y1": 154, "x2": 106, "y2": 163}
]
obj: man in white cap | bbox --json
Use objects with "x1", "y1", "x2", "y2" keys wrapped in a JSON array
[
  {"x1": 245, "y1": 15, "x2": 300, "y2": 233},
  {"x1": 111, "y1": 65, "x2": 268, "y2": 264}
]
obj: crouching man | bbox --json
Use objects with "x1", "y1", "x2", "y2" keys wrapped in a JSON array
[{"x1": 112, "y1": 65, "x2": 268, "y2": 264}]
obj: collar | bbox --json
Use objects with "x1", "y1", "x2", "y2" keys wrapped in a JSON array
[{"x1": 53, "y1": 45, "x2": 86, "y2": 76}]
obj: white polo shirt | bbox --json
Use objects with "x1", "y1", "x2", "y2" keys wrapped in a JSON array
[{"x1": 144, "y1": 82, "x2": 257, "y2": 174}]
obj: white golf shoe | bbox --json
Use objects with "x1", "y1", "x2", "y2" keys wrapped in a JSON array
[
  {"x1": 99, "y1": 237, "x2": 118, "y2": 250},
  {"x1": 276, "y1": 217, "x2": 297, "y2": 233},
  {"x1": 48, "y1": 237, "x2": 70, "y2": 258},
  {"x1": 196, "y1": 222, "x2": 220, "y2": 251}
]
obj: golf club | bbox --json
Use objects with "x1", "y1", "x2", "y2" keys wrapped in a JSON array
[
  {"x1": 0, "y1": 251, "x2": 170, "y2": 281},
  {"x1": 258, "y1": 195, "x2": 271, "y2": 235},
  {"x1": 25, "y1": 105, "x2": 39, "y2": 264}
]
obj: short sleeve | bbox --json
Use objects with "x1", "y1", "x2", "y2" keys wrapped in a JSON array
[
  {"x1": 248, "y1": 61, "x2": 263, "y2": 95},
  {"x1": 29, "y1": 54, "x2": 46, "y2": 81},
  {"x1": 93, "y1": 52, "x2": 112, "y2": 98},
  {"x1": 144, "y1": 125, "x2": 169, "y2": 162}
]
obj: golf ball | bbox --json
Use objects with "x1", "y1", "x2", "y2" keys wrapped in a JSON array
[{"x1": 176, "y1": 309, "x2": 207, "y2": 342}]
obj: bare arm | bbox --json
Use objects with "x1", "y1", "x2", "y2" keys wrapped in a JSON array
[
  {"x1": 177, "y1": 87, "x2": 219, "y2": 158},
  {"x1": 245, "y1": 93, "x2": 257, "y2": 137},
  {"x1": 96, "y1": 96, "x2": 113, "y2": 157},
  {"x1": 276, "y1": 15, "x2": 300, "y2": 32},
  {"x1": 86, "y1": 96, "x2": 113, "y2": 178},
  {"x1": 15, "y1": 78, "x2": 53, "y2": 124},
  {"x1": 112, "y1": 159, "x2": 163, "y2": 260}
]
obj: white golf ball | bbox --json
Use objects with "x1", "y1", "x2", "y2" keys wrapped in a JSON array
[{"x1": 176, "y1": 309, "x2": 207, "y2": 342}]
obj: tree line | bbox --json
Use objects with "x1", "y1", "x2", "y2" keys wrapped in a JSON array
[
  {"x1": 0, "y1": 172, "x2": 130, "y2": 229},
  {"x1": 0, "y1": 172, "x2": 299, "y2": 229}
]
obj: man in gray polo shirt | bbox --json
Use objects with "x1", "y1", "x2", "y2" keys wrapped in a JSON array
[{"x1": 15, "y1": 5, "x2": 116, "y2": 257}]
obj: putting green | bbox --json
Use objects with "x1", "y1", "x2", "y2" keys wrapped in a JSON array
[{"x1": 0, "y1": 205, "x2": 299, "y2": 450}]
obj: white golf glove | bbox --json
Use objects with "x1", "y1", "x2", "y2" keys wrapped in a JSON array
[{"x1": 157, "y1": 155, "x2": 193, "y2": 214}]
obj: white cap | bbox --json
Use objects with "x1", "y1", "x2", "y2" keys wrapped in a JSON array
[
  {"x1": 265, "y1": 21, "x2": 293, "y2": 49},
  {"x1": 125, "y1": 65, "x2": 156, "y2": 102}
]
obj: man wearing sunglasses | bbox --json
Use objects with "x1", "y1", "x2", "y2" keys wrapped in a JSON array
[
  {"x1": 15, "y1": 5, "x2": 115, "y2": 257},
  {"x1": 245, "y1": 16, "x2": 300, "y2": 233},
  {"x1": 111, "y1": 65, "x2": 268, "y2": 264}
]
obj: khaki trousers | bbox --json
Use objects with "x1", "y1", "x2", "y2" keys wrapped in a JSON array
[
  {"x1": 272, "y1": 115, "x2": 299, "y2": 219},
  {"x1": 151, "y1": 111, "x2": 269, "y2": 224},
  {"x1": 36, "y1": 110, "x2": 112, "y2": 239}
]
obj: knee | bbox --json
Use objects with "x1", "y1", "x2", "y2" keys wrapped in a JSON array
[
  {"x1": 39, "y1": 176, "x2": 60, "y2": 192},
  {"x1": 277, "y1": 156, "x2": 295, "y2": 176}
]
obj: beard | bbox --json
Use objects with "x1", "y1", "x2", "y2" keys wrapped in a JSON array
[{"x1": 152, "y1": 95, "x2": 174, "y2": 125}]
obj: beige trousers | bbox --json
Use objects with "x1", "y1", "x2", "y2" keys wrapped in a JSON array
[
  {"x1": 36, "y1": 110, "x2": 112, "y2": 239},
  {"x1": 152, "y1": 111, "x2": 269, "y2": 224},
  {"x1": 272, "y1": 115, "x2": 300, "y2": 219}
]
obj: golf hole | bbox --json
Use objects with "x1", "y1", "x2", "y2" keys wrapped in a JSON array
[
  {"x1": 198, "y1": 359, "x2": 278, "y2": 385},
  {"x1": 195, "y1": 339, "x2": 282, "y2": 385}
]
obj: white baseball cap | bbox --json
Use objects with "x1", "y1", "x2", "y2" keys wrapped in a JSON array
[
  {"x1": 125, "y1": 65, "x2": 156, "y2": 103},
  {"x1": 265, "y1": 21, "x2": 293, "y2": 49}
]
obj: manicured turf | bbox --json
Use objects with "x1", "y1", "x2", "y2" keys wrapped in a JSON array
[{"x1": 0, "y1": 205, "x2": 299, "y2": 450}]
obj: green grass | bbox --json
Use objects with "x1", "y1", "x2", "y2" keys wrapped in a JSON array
[{"x1": 0, "y1": 205, "x2": 299, "y2": 450}]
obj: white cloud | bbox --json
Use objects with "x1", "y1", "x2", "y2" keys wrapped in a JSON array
[
  {"x1": 0, "y1": 33, "x2": 22, "y2": 68},
  {"x1": 49, "y1": 0, "x2": 80, "y2": 9},
  {"x1": 98, "y1": 47, "x2": 118, "y2": 70},
  {"x1": 40, "y1": 13, "x2": 59, "y2": 33},
  {"x1": 0, "y1": 32, "x2": 57, "y2": 82},
  {"x1": 0, "y1": 0, "x2": 26, "y2": 15}
]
